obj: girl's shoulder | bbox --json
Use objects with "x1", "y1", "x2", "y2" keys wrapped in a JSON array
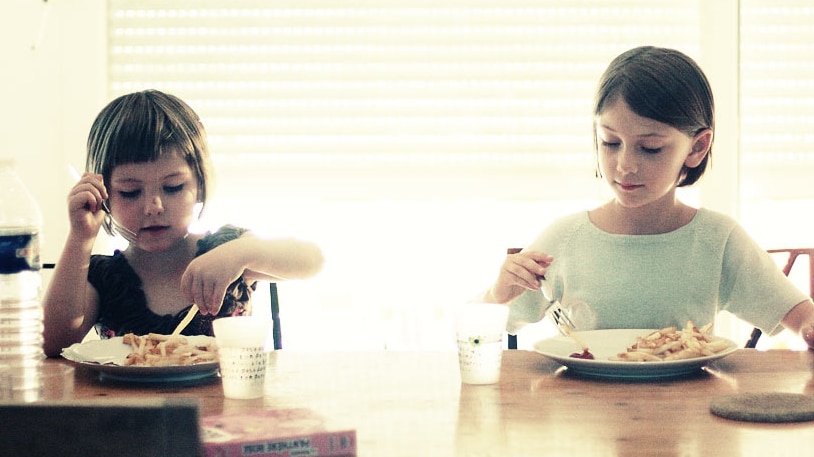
[
  {"x1": 550, "y1": 210, "x2": 591, "y2": 227},
  {"x1": 690, "y1": 208, "x2": 742, "y2": 238},
  {"x1": 527, "y1": 211, "x2": 591, "y2": 252},
  {"x1": 195, "y1": 225, "x2": 249, "y2": 256},
  {"x1": 693, "y1": 207, "x2": 738, "y2": 226},
  {"x1": 89, "y1": 250, "x2": 131, "y2": 273},
  {"x1": 686, "y1": 208, "x2": 765, "y2": 262},
  {"x1": 543, "y1": 211, "x2": 593, "y2": 238}
]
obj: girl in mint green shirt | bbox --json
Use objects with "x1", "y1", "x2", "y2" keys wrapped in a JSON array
[{"x1": 483, "y1": 46, "x2": 814, "y2": 349}]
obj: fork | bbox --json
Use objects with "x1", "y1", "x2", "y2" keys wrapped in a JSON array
[
  {"x1": 539, "y1": 276, "x2": 590, "y2": 350},
  {"x1": 101, "y1": 200, "x2": 138, "y2": 243},
  {"x1": 538, "y1": 276, "x2": 576, "y2": 332},
  {"x1": 172, "y1": 304, "x2": 199, "y2": 336}
]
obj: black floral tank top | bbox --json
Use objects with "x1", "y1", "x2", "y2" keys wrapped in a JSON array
[{"x1": 88, "y1": 225, "x2": 255, "y2": 338}]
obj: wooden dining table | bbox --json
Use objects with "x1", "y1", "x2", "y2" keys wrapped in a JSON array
[{"x1": 43, "y1": 347, "x2": 814, "y2": 456}]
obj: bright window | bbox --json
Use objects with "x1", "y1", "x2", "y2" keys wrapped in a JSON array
[
  {"x1": 106, "y1": 0, "x2": 813, "y2": 350},
  {"x1": 739, "y1": 0, "x2": 814, "y2": 350}
]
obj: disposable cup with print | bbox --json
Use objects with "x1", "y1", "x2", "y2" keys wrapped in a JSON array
[
  {"x1": 455, "y1": 302, "x2": 510, "y2": 385},
  {"x1": 212, "y1": 316, "x2": 272, "y2": 399}
]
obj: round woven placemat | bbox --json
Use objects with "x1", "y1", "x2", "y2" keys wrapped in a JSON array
[{"x1": 710, "y1": 392, "x2": 814, "y2": 423}]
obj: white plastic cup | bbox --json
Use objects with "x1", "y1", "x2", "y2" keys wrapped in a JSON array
[
  {"x1": 212, "y1": 316, "x2": 272, "y2": 399},
  {"x1": 455, "y1": 302, "x2": 510, "y2": 385}
]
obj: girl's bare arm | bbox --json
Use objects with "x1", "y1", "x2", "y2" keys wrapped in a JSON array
[
  {"x1": 182, "y1": 233, "x2": 324, "y2": 314},
  {"x1": 42, "y1": 173, "x2": 107, "y2": 357},
  {"x1": 42, "y1": 234, "x2": 101, "y2": 357},
  {"x1": 781, "y1": 299, "x2": 814, "y2": 349}
]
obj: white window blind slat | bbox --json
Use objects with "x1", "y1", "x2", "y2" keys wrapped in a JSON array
[
  {"x1": 102, "y1": 0, "x2": 814, "y2": 350},
  {"x1": 741, "y1": 0, "x2": 814, "y2": 198},
  {"x1": 108, "y1": 0, "x2": 700, "y2": 199}
]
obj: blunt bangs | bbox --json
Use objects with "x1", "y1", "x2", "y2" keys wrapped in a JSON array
[{"x1": 86, "y1": 90, "x2": 211, "y2": 205}]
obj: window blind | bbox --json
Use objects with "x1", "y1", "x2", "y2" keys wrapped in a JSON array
[
  {"x1": 107, "y1": 0, "x2": 701, "y2": 200},
  {"x1": 741, "y1": 0, "x2": 814, "y2": 200}
]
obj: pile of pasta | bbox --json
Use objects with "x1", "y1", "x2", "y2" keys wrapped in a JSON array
[
  {"x1": 122, "y1": 333, "x2": 218, "y2": 367},
  {"x1": 611, "y1": 321, "x2": 732, "y2": 362}
]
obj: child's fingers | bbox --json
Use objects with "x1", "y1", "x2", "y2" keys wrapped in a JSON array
[
  {"x1": 509, "y1": 269, "x2": 539, "y2": 291},
  {"x1": 803, "y1": 323, "x2": 814, "y2": 349},
  {"x1": 508, "y1": 251, "x2": 553, "y2": 281},
  {"x1": 69, "y1": 191, "x2": 102, "y2": 214},
  {"x1": 503, "y1": 258, "x2": 543, "y2": 290},
  {"x1": 69, "y1": 179, "x2": 107, "y2": 212},
  {"x1": 202, "y1": 281, "x2": 222, "y2": 315},
  {"x1": 181, "y1": 265, "x2": 232, "y2": 316}
]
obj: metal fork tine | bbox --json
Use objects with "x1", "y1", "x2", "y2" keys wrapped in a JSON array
[
  {"x1": 101, "y1": 200, "x2": 138, "y2": 243},
  {"x1": 552, "y1": 306, "x2": 577, "y2": 334},
  {"x1": 539, "y1": 276, "x2": 577, "y2": 335}
]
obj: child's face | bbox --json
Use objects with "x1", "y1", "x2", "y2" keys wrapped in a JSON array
[
  {"x1": 594, "y1": 98, "x2": 709, "y2": 210},
  {"x1": 107, "y1": 153, "x2": 199, "y2": 252}
]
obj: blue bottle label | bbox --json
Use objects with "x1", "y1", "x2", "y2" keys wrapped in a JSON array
[{"x1": 0, "y1": 233, "x2": 40, "y2": 274}]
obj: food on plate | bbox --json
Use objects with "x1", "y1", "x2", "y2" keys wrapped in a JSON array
[
  {"x1": 122, "y1": 333, "x2": 218, "y2": 367},
  {"x1": 610, "y1": 321, "x2": 731, "y2": 362}
]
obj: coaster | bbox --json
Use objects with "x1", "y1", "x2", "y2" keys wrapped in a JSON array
[{"x1": 710, "y1": 392, "x2": 814, "y2": 423}]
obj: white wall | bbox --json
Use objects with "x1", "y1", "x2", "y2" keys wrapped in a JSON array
[{"x1": 0, "y1": 0, "x2": 106, "y2": 265}]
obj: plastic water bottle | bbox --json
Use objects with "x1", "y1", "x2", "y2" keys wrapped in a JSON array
[{"x1": 0, "y1": 158, "x2": 44, "y2": 365}]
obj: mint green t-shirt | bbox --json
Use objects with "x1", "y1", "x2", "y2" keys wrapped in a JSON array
[{"x1": 507, "y1": 208, "x2": 806, "y2": 337}]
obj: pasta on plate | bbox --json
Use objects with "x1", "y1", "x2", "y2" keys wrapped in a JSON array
[{"x1": 122, "y1": 333, "x2": 219, "y2": 367}]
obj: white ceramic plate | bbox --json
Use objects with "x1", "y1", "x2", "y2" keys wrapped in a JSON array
[
  {"x1": 61, "y1": 335, "x2": 219, "y2": 383},
  {"x1": 533, "y1": 329, "x2": 738, "y2": 380}
]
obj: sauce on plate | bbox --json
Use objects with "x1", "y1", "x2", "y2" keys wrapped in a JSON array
[{"x1": 569, "y1": 349, "x2": 595, "y2": 360}]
